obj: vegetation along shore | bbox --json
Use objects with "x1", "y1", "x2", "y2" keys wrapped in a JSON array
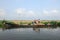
[{"x1": 0, "y1": 20, "x2": 60, "y2": 28}]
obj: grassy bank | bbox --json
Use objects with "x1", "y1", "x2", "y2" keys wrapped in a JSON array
[
  {"x1": 0, "y1": 20, "x2": 4, "y2": 28},
  {"x1": 0, "y1": 20, "x2": 60, "y2": 28}
]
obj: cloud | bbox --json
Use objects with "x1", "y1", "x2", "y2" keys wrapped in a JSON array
[
  {"x1": 15, "y1": 8, "x2": 60, "y2": 20},
  {"x1": 0, "y1": 9, "x2": 5, "y2": 20},
  {"x1": 27, "y1": 10, "x2": 36, "y2": 17},
  {"x1": 43, "y1": 10, "x2": 49, "y2": 15},
  {"x1": 15, "y1": 8, "x2": 37, "y2": 19},
  {"x1": 42, "y1": 9, "x2": 60, "y2": 19},
  {"x1": 51, "y1": 10, "x2": 58, "y2": 13},
  {"x1": 43, "y1": 9, "x2": 59, "y2": 15},
  {"x1": 0, "y1": 9, "x2": 5, "y2": 16},
  {"x1": 16, "y1": 8, "x2": 26, "y2": 14}
]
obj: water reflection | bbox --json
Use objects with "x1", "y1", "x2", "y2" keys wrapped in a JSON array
[
  {"x1": 33, "y1": 28, "x2": 40, "y2": 32},
  {"x1": 2, "y1": 27, "x2": 59, "y2": 32},
  {"x1": 2, "y1": 27, "x2": 40, "y2": 32},
  {"x1": 0, "y1": 27, "x2": 60, "y2": 40}
]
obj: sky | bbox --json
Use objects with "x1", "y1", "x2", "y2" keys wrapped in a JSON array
[{"x1": 0, "y1": 0, "x2": 60, "y2": 20}]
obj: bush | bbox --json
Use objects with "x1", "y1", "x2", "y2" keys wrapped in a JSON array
[
  {"x1": 9, "y1": 22, "x2": 15, "y2": 24},
  {"x1": 20, "y1": 22, "x2": 23, "y2": 25},
  {"x1": 28, "y1": 22, "x2": 32, "y2": 25},
  {"x1": 2, "y1": 20, "x2": 7, "y2": 24},
  {"x1": 0, "y1": 20, "x2": 4, "y2": 28},
  {"x1": 50, "y1": 21, "x2": 57, "y2": 26},
  {"x1": 0, "y1": 23, "x2": 3, "y2": 27},
  {"x1": 57, "y1": 22, "x2": 60, "y2": 26},
  {"x1": 43, "y1": 22, "x2": 48, "y2": 25}
]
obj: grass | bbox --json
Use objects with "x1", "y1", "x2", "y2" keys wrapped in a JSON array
[
  {"x1": 20, "y1": 21, "x2": 32, "y2": 25},
  {"x1": 0, "y1": 20, "x2": 60, "y2": 28},
  {"x1": 0, "y1": 20, "x2": 15, "y2": 28}
]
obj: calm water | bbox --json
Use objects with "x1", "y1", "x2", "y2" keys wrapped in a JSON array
[{"x1": 0, "y1": 28, "x2": 60, "y2": 40}]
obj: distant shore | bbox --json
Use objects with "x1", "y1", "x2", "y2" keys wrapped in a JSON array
[{"x1": 0, "y1": 20, "x2": 60, "y2": 28}]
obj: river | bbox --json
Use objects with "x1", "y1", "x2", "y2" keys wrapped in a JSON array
[{"x1": 0, "y1": 27, "x2": 60, "y2": 40}]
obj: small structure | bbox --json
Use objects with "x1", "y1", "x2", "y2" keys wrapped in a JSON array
[{"x1": 32, "y1": 20, "x2": 40, "y2": 25}]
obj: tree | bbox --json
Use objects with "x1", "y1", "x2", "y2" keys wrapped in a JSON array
[
  {"x1": 50, "y1": 21, "x2": 57, "y2": 26},
  {"x1": 43, "y1": 22, "x2": 48, "y2": 26}
]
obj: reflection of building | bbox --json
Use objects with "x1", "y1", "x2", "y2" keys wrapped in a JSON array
[
  {"x1": 32, "y1": 20, "x2": 40, "y2": 25},
  {"x1": 33, "y1": 28, "x2": 40, "y2": 32}
]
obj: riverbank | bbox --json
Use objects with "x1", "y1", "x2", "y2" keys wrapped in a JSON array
[{"x1": 0, "y1": 20, "x2": 60, "y2": 28}]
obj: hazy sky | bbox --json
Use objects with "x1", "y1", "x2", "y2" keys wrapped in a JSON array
[{"x1": 0, "y1": 0, "x2": 60, "y2": 20}]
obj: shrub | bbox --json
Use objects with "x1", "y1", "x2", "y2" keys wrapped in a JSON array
[
  {"x1": 20, "y1": 22, "x2": 23, "y2": 25},
  {"x1": 9, "y1": 22, "x2": 15, "y2": 24},
  {"x1": 43, "y1": 22, "x2": 48, "y2": 25},
  {"x1": 2, "y1": 20, "x2": 7, "y2": 23},
  {"x1": 57, "y1": 22, "x2": 60, "y2": 26},
  {"x1": 50, "y1": 21, "x2": 57, "y2": 26},
  {"x1": 28, "y1": 22, "x2": 32, "y2": 25},
  {"x1": 0, "y1": 20, "x2": 4, "y2": 28}
]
